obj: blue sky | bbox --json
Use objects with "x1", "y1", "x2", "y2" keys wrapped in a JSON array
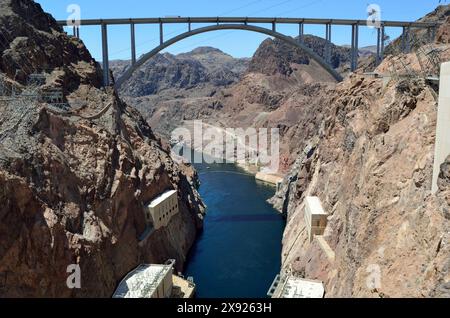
[{"x1": 35, "y1": 0, "x2": 443, "y2": 61}]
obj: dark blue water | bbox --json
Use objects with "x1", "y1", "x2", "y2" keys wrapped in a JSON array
[{"x1": 184, "y1": 163, "x2": 285, "y2": 298}]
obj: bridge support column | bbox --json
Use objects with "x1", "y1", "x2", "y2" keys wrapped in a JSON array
[
  {"x1": 376, "y1": 27, "x2": 381, "y2": 65},
  {"x1": 159, "y1": 21, "x2": 164, "y2": 45},
  {"x1": 351, "y1": 24, "x2": 359, "y2": 72},
  {"x1": 401, "y1": 26, "x2": 410, "y2": 53},
  {"x1": 188, "y1": 18, "x2": 191, "y2": 32},
  {"x1": 401, "y1": 27, "x2": 406, "y2": 52},
  {"x1": 325, "y1": 23, "x2": 331, "y2": 64},
  {"x1": 73, "y1": 26, "x2": 79, "y2": 38},
  {"x1": 130, "y1": 23, "x2": 136, "y2": 65},
  {"x1": 101, "y1": 23, "x2": 109, "y2": 87},
  {"x1": 272, "y1": 21, "x2": 276, "y2": 32},
  {"x1": 432, "y1": 62, "x2": 450, "y2": 193},
  {"x1": 298, "y1": 22, "x2": 304, "y2": 43},
  {"x1": 405, "y1": 27, "x2": 411, "y2": 53}
]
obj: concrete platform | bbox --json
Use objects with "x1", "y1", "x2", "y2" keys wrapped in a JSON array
[
  {"x1": 268, "y1": 274, "x2": 325, "y2": 298},
  {"x1": 172, "y1": 275, "x2": 195, "y2": 298},
  {"x1": 315, "y1": 235, "x2": 335, "y2": 263},
  {"x1": 255, "y1": 172, "x2": 284, "y2": 186}
]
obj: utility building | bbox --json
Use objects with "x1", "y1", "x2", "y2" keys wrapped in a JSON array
[
  {"x1": 304, "y1": 196, "x2": 328, "y2": 242},
  {"x1": 113, "y1": 260, "x2": 175, "y2": 298},
  {"x1": 146, "y1": 190, "x2": 179, "y2": 229},
  {"x1": 268, "y1": 274, "x2": 324, "y2": 298}
]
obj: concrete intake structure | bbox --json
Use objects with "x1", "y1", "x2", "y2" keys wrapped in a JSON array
[
  {"x1": 304, "y1": 196, "x2": 328, "y2": 242},
  {"x1": 113, "y1": 260, "x2": 175, "y2": 298},
  {"x1": 267, "y1": 274, "x2": 324, "y2": 298},
  {"x1": 432, "y1": 62, "x2": 450, "y2": 193},
  {"x1": 145, "y1": 189, "x2": 179, "y2": 230}
]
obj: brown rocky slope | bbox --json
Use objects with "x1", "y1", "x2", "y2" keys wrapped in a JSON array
[
  {"x1": 271, "y1": 40, "x2": 450, "y2": 296},
  {"x1": 0, "y1": 0, "x2": 204, "y2": 297}
]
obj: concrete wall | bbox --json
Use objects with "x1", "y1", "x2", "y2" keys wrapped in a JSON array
[
  {"x1": 151, "y1": 267, "x2": 173, "y2": 298},
  {"x1": 432, "y1": 62, "x2": 450, "y2": 193},
  {"x1": 304, "y1": 196, "x2": 328, "y2": 242},
  {"x1": 255, "y1": 172, "x2": 284, "y2": 186},
  {"x1": 146, "y1": 191, "x2": 179, "y2": 229}
]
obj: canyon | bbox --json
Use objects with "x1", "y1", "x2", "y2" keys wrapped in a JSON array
[
  {"x1": 0, "y1": 0, "x2": 449, "y2": 298},
  {"x1": 113, "y1": 4, "x2": 450, "y2": 298}
]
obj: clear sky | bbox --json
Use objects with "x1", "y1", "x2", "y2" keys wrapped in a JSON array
[{"x1": 34, "y1": 0, "x2": 444, "y2": 61}]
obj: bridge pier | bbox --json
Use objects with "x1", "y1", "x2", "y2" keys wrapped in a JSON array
[
  {"x1": 101, "y1": 23, "x2": 109, "y2": 86},
  {"x1": 405, "y1": 27, "x2": 411, "y2": 53},
  {"x1": 272, "y1": 21, "x2": 276, "y2": 32},
  {"x1": 376, "y1": 26, "x2": 385, "y2": 65},
  {"x1": 325, "y1": 23, "x2": 331, "y2": 64},
  {"x1": 159, "y1": 21, "x2": 164, "y2": 45},
  {"x1": 298, "y1": 22, "x2": 304, "y2": 43},
  {"x1": 72, "y1": 26, "x2": 79, "y2": 38},
  {"x1": 130, "y1": 23, "x2": 136, "y2": 65},
  {"x1": 351, "y1": 24, "x2": 359, "y2": 71},
  {"x1": 401, "y1": 26, "x2": 410, "y2": 53},
  {"x1": 188, "y1": 18, "x2": 191, "y2": 31}
]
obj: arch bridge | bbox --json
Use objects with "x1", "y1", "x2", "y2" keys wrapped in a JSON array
[{"x1": 57, "y1": 17, "x2": 440, "y2": 88}]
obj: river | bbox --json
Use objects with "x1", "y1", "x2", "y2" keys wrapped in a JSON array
[{"x1": 184, "y1": 162, "x2": 285, "y2": 298}]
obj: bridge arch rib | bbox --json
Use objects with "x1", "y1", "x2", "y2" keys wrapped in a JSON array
[{"x1": 115, "y1": 24, "x2": 343, "y2": 89}]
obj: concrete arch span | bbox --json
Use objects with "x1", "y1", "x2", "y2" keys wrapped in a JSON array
[{"x1": 114, "y1": 24, "x2": 343, "y2": 89}]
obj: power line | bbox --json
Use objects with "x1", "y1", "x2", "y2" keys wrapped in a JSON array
[
  {"x1": 109, "y1": 0, "x2": 265, "y2": 59},
  {"x1": 220, "y1": 0, "x2": 262, "y2": 16},
  {"x1": 248, "y1": 0, "x2": 296, "y2": 16},
  {"x1": 172, "y1": 30, "x2": 235, "y2": 53},
  {"x1": 109, "y1": 0, "x2": 297, "y2": 59},
  {"x1": 275, "y1": 0, "x2": 324, "y2": 17},
  {"x1": 152, "y1": 0, "x2": 302, "y2": 55}
]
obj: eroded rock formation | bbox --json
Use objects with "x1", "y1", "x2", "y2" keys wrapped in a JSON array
[
  {"x1": 0, "y1": 0, "x2": 204, "y2": 297},
  {"x1": 272, "y1": 44, "x2": 450, "y2": 297}
]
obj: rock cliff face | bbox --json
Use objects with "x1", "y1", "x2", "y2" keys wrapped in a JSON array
[
  {"x1": 0, "y1": 0, "x2": 204, "y2": 297},
  {"x1": 271, "y1": 40, "x2": 450, "y2": 296},
  {"x1": 248, "y1": 35, "x2": 351, "y2": 76},
  {"x1": 385, "y1": 4, "x2": 450, "y2": 54}
]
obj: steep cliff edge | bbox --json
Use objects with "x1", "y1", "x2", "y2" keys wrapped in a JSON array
[
  {"x1": 272, "y1": 38, "x2": 450, "y2": 296},
  {"x1": 0, "y1": 0, "x2": 204, "y2": 297}
]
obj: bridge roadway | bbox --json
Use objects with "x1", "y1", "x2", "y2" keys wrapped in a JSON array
[{"x1": 57, "y1": 17, "x2": 441, "y2": 87}]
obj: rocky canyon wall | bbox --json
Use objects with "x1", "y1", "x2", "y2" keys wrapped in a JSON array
[
  {"x1": 0, "y1": 0, "x2": 204, "y2": 297},
  {"x1": 272, "y1": 39, "x2": 450, "y2": 297}
]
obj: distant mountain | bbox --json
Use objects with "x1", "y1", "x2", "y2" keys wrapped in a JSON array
[
  {"x1": 248, "y1": 34, "x2": 352, "y2": 76},
  {"x1": 341, "y1": 44, "x2": 377, "y2": 57},
  {"x1": 177, "y1": 46, "x2": 249, "y2": 75},
  {"x1": 110, "y1": 47, "x2": 249, "y2": 97}
]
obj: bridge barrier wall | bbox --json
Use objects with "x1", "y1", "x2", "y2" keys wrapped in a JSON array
[{"x1": 432, "y1": 62, "x2": 450, "y2": 193}]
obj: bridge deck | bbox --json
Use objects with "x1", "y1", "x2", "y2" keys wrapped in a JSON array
[{"x1": 57, "y1": 17, "x2": 440, "y2": 28}]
